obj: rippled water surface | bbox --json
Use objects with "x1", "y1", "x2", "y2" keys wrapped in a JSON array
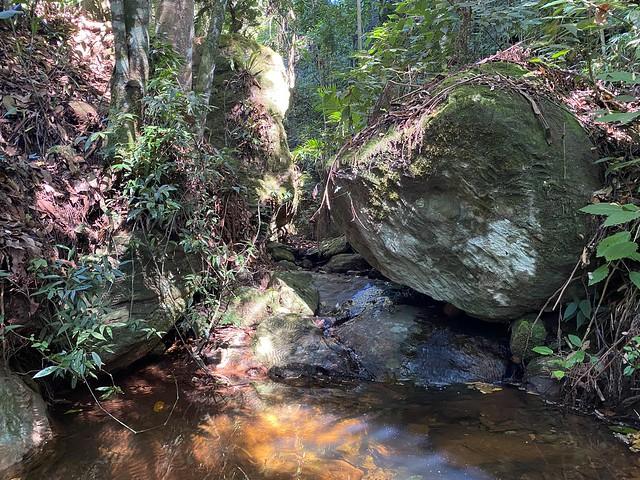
[{"x1": 21, "y1": 358, "x2": 640, "y2": 480}]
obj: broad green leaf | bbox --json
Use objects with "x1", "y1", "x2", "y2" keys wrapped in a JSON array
[
  {"x1": 533, "y1": 346, "x2": 554, "y2": 356},
  {"x1": 596, "y1": 231, "x2": 631, "y2": 257},
  {"x1": 597, "y1": 111, "x2": 640, "y2": 125},
  {"x1": 551, "y1": 49, "x2": 570, "y2": 59},
  {"x1": 598, "y1": 71, "x2": 640, "y2": 85},
  {"x1": 578, "y1": 299, "x2": 592, "y2": 318},
  {"x1": 568, "y1": 334, "x2": 582, "y2": 348},
  {"x1": 563, "y1": 302, "x2": 578, "y2": 320},
  {"x1": 91, "y1": 352, "x2": 103, "y2": 369},
  {"x1": 33, "y1": 365, "x2": 58, "y2": 378},
  {"x1": 601, "y1": 241, "x2": 639, "y2": 261},
  {"x1": 603, "y1": 210, "x2": 640, "y2": 226},
  {"x1": 552, "y1": 370, "x2": 565, "y2": 380},
  {"x1": 588, "y1": 264, "x2": 609, "y2": 285},
  {"x1": 629, "y1": 271, "x2": 640, "y2": 290},
  {"x1": 579, "y1": 203, "x2": 623, "y2": 215},
  {"x1": 568, "y1": 350, "x2": 585, "y2": 365}
]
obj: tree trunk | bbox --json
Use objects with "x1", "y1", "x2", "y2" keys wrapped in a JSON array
[
  {"x1": 194, "y1": 0, "x2": 229, "y2": 138},
  {"x1": 356, "y1": 0, "x2": 363, "y2": 50},
  {"x1": 368, "y1": 0, "x2": 380, "y2": 31},
  {"x1": 155, "y1": 0, "x2": 195, "y2": 88},
  {"x1": 109, "y1": 0, "x2": 150, "y2": 145}
]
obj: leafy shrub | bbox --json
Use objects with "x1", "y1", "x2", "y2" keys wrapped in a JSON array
[{"x1": 27, "y1": 248, "x2": 127, "y2": 388}]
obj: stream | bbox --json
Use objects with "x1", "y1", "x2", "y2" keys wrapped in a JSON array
[{"x1": 20, "y1": 273, "x2": 640, "y2": 480}]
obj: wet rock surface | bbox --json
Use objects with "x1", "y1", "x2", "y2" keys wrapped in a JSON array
[
  {"x1": 232, "y1": 272, "x2": 510, "y2": 385},
  {"x1": 0, "y1": 370, "x2": 52, "y2": 475},
  {"x1": 313, "y1": 274, "x2": 509, "y2": 385}
]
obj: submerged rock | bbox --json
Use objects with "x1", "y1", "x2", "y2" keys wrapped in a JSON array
[
  {"x1": 250, "y1": 273, "x2": 508, "y2": 386},
  {"x1": 0, "y1": 370, "x2": 52, "y2": 474},
  {"x1": 253, "y1": 314, "x2": 361, "y2": 380},
  {"x1": 334, "y1": 281, "x2": 509, "y2": 386},
  {"x1": 331, "y1": 63, "x2": 601, "y2": 320}
]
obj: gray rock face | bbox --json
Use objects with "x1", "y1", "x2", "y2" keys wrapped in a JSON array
[
  {"x1": 0, "y1": 370, "x2": 52, "y2": 474},
  {"x1": 322, "y1": 253, "x2": 370, "y2": 274},
  {"x1": 331, "y1": 280, "x2": 509, "y2": 385},
  {"x1": 251, "y1": 273, "x2": 508, "y2": 386},
  {"x1": 102, "y1": 248, "x2": 195, "y2": 370},
  {"x1": 332, "y1": 64, "x2": 601, "y2": 320}
]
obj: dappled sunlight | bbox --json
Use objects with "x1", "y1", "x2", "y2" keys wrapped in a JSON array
[{"x1": 191, "y1": 404, "x2": 372, "y2": 479}]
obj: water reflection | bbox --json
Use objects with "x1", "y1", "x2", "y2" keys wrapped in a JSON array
[{"x1": 22, "y1": 360, "x2": 640, "y2": 480}]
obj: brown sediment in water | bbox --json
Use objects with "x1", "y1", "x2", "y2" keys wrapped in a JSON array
[{"x1": 19, "y1": 354, "x2": 640, "y2": 480}]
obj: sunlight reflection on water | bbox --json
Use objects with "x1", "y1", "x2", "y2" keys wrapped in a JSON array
[{"x1": 22, "y1": 361, "x2": 640, "y2": 480}]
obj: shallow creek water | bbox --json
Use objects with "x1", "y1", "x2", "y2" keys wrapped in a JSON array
[
  {"x1": 21, "y1": 357, "x2": 640, "y2": 480},
  {"x1": 19, "y1": 274, "x2": 640, "y2": 479}
]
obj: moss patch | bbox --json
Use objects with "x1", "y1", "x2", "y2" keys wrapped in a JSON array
[{"x1": 510, "y1": 315, "x2": 548, "y2": 361}]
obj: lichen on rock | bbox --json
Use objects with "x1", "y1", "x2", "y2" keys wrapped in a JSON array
[{"x1": 332, "y1": 62, "x2": 601, "y2": 320}]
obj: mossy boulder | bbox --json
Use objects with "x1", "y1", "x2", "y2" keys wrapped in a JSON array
[
  {"x1": 206, "y1": 34, "x2": 297, "y2": 211},
  {"x1": 220, "y1": 272, "x2": 319, "y2": 327},
  {"x1": 332, "y1": 63, "x2": 601, "y2": 320},
  {"x1": 0, "y1": 370, "x2": 52, "y2": 474},
  {"x1": 101, "y1": 246, "x2": 196, "y2": 370},
  {"x1": 322, "y1": 253, "x2": 370, "y2": 273},
  {"x1": 268, "y1": 244, "x2": 296, "y2": 263},
  {"x1": 268, "y1": 272, "x2": 320, "y2": 316},
  {"x1": 318, "y1": 236, "x2": 350, "y2": 259},
  {"x1": 510, "y1": 315, "x2": 548, "y2": 361},
  {"x1": 524, "y1": 356, "x2": 561, "y2": 397}
]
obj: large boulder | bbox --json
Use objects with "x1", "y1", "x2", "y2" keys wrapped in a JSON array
[
  {"x1": 102, "y1": 247, "x2": 196, "y2": 370},
  {"x1": 206, "y1": 34, "x2": 297, "y2": 217},
  {"x1": 0, "y1": 370, "x2": 52, "y2": 474},
  {"x1": 332, "y1": 63, "x2": 601, "y2": 320},
  {"x1": 220, "y1": 272, "x2": 319, "y2": 327}
]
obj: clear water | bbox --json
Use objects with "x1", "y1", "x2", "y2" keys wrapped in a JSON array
[{"x1": 21, "y1": 357, "x2": 640, "y2": 480}]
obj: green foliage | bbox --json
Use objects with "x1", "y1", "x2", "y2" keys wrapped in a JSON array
[
  {"x1": 27, "y1": 248, "x2": 129, "y2": 387},
  {"x1": 110, "y1": 40, "x2": 257, "y2": 337},
  {"x1": 579, "y1": 203, "x2": 640, "y2": 288},
  {"x1": 532, "y1": 333, "x2": 598, "y2": 380},
  {"x1": 623, "y1": 336, "x2": 640, "y2": 376},
  {"x1": 111, "y1": 39, "x2": 209, "y2": 230}
]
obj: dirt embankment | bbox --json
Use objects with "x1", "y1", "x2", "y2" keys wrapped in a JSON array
[{"x1": 1, "y1": 12, "x2": 115, "y2": 324}]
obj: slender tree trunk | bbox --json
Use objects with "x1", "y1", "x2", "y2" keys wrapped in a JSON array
[
  {"x1": 451, "y1": 0, "x2": 472, "y2": 64},
  {"x1": 356, "y1": 0, "x2": 363, "y2": 50},
  {"x1": 155, "y1": 0, "x2": 195, "y2": 88},
  {"x1": 368, "y1": 0, "x2": 380, "y2": 30},
  {"x1": 194, "y1": 0, "x2": 229, "y2": 138},
  {"x1": 109, "y1": 0, "x2": 150, "y2": 145}
]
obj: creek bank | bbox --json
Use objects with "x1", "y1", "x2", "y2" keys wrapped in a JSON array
[{"x1": 330, "y1": 62, "x2": 601, "y2": 321}]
